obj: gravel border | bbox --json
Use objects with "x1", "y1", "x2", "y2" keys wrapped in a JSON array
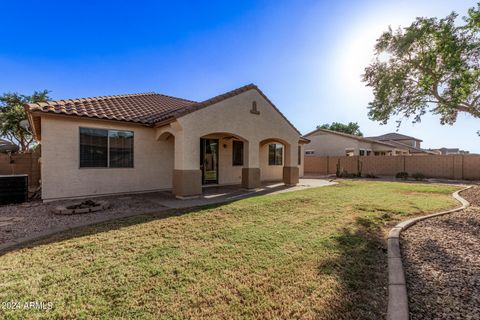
[{"x1": 386, "y1": 186, "x2": 471, "y2": 320}]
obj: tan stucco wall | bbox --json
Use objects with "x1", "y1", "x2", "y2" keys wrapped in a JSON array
[
  {"x1": 259, "y1": 143, "x2": 283, "y2": 181},
  {"x1": 41, "y1": 116, "x2": 174, "y2": 200},
  {"x1": 40, "y1": 88, "x2": 303, "y2": 200},
  {"x1": 305, "y1": 131, "x2": 398, "y2": 156},
  {"x1": 158, "y1": 88, "x2": 303, "y2": 179},
  {"x1": 305, "y1": 131, "x2": 373, "y2": 156}
]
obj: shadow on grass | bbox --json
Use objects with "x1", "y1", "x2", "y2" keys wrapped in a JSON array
[
  {"x1": 316, "y1": 215, "x2": 389, "y2": 320},
  {"x1": 0, "y1": 201, "x2": 234, "y2": 256},
  {"x1": 0, "y1": 182, "x2": 306, "y2": 256}
]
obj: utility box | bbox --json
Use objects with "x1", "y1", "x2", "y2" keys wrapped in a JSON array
[{"x1": 0, "y1": 174, "x2": 28, "y2": 205}]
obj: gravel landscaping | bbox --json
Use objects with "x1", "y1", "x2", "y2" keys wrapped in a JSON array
[
  {"x1": 0, "y1": 193, "x2": 171, "y2": 245},
  {"x1": 401, "y1": 186, "x2": 480, "y2": 320}
]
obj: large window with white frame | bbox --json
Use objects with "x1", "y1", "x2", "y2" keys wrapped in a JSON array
[{"x1": 80, "y1": 128, "x2": 134, "y2": 168}]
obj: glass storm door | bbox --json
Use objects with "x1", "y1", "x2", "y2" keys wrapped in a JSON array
[{"x1": 200, "y1": 138, "x2": 219, "y2": 184}]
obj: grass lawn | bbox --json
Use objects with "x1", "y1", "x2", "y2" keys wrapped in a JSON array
[{"x1": 0, "y1": 181, "x2": 459, "y2": 320}]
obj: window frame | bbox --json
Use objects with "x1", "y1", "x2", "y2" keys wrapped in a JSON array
[
  {"x1": 232, "y1": 140, "x2": 244, "y2": 166},
  {"x1": 298, "y1": 145, "x2": 301, "y2": 165},
  {"x1": 79, "y1": 127, "x2": 134, "y2": 169},
  {"x1": 268, "y1": 143, "x2": 283, "y2": 166}
]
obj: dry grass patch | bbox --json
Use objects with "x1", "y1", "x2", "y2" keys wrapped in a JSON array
[{"x1": 0, "y1": 181, "x2": 459, "y2": 319}]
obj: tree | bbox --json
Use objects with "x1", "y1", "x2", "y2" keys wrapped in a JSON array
[
  {"x1": 317, "y1": 122, "x2": 363, "y2": 136},
  {"x1": 363, "y1": 3, "x2": 480, "y2": 130},
  {"x1": 0, "y1": 90, "x2": 50, "y2": 152}
]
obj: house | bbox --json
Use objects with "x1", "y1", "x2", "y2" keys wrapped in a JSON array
[
  {"x1": 428, "y1": 147, "x2": 470, "y2": 155},
  {"x1": 365, "y1": 133, "x2": 433, "y2": 155},
  {"x1": 25, "y1": 84, "x2": 307, "y2": 201},
  {"x1": 303, "y1": 128, "x2": 410, "y2": 156}
]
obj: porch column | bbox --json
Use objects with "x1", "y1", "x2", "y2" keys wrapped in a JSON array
[
  {"x1": 283, "y1": 143, "x2": 299, "y2": 186},
  {"x1": 172, "y1": 131, "x2": 202, "y2": 198},
  {"x1": 242, "y1": 140, "x2": 261, "y2": 189}
]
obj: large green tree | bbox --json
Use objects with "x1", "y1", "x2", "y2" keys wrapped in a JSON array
[
  {"x1": 0, "y1": 90, "x2": 50, "y2": 152},
  {"x1": 317, "y1": 122, "x2": 363, "y2": 136},
  {"x1": 363, "y1": 3, "x2": 480, "y2": 130}
]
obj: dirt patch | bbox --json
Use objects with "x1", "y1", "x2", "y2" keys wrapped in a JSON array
[
  {"x1": 460, "y1": 186, "x2": 480, "y2": 206},
  {"x1": 0, "y1": 192, "x2": 170, "y2": 245}
]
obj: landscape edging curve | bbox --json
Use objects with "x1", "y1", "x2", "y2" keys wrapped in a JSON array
[{"x1": 386, "y1": 186, "x2": 472, "y2": 320}]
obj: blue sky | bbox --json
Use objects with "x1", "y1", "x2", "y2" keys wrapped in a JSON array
[{"x1": 1, "y1": 0, "x2": 478, "y2": 152}]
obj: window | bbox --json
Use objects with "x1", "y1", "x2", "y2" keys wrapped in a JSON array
[
  {"x1": 268, "y1": 143, "x2": 283, "y2": 165},
  {"x1": 232, "y1": 140, "x2": 244, "y2": 166},
  {"x1": 109, "y1": 130, "x2": 134, "y2": 168},
  {"x1": 359, "y1": 149, "x2": 365, "y2": 156},
  {"x1": 298, "y1": 146, "x2": 301, "y2": 165},
  {"x1": 305, "y1": 150, "x2": 315, "y2": 155},
  {"x1": 345, "y1": 149, "x2": 355, "y2": 156},
  {"x1": 366, "y1": 150, "x2": 372, "y2": 156},
  {"x1": 80, "y1": 128, "x2": 133, "y2": 168}
]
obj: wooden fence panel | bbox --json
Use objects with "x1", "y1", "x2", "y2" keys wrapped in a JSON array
[
  {"x1": 0, "y1": 152, "x2": 41, "y2": 189},
  {"x1": 463, "y1": 155, "x2": 480, "y2": 180},
  {"x1": 305, "y1": 155, "x2": 480, "y2": 180}
]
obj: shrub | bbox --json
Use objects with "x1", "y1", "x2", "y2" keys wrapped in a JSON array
[
  {"x1": 412, "y1": 172, "x2": 426, "y2": 181},
  {"x1": 395, "y1": 172, "x2": 409, "y2": 180},
  {"x1": 365, "y1": 173, "x2": 378, "y2": 179}
]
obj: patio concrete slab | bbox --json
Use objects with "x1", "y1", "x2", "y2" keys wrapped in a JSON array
[{"x1": 153, "y1": 178, "x2": 336, "y2": 209}]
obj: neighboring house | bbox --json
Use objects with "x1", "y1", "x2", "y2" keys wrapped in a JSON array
[
  {"x1": 365, "y1": 132, "x2": 435, "y2": 155},
  {"x1": 303, "y1": 128, "x2": 410, "y2": 156},
  {"x1": 25, "y1": 84, "x2": 307, "y2": 201},
  {"x1": 428, "y1": 147, "x2": 470, "y2": 155}
]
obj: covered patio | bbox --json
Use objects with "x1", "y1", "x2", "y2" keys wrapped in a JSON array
[{"x1": 155, "y1": 87, "x2": 308, "y2": 199}]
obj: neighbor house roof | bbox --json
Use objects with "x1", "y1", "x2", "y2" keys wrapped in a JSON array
[
  {"x1": 382, "y1": 140, "x2": 434, "y2": 154},
  {"x1": 25, "y1": 84, "x2": 302, "y2": 136},
  {"x1": 303, "y1": 128, "x2": 406, "y2": 150},
  {"x1": 366, "y1": 132, "x2": 422, "y2": 142}
]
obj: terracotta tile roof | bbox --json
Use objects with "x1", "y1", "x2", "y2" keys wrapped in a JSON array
[
  {"x1": 26, "y1": 92, "x2": 197, "y2": 125},
  {"x1": 26, "y1": 84, "x2": 301, "y2": 135}
]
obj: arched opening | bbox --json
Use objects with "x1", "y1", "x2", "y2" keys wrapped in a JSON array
[
  {"x1": 259, "y1": 138, "x2": 289, "y2": 183},
  {"x1": 199, "y1": 132, "x2": 248, "y2": 186},
  {"x1": 156, "y1": 130, "x2": 176, "y2": 192},
  {"x1": 259, "y1": 137, "x2": 299, "y2": 186}
]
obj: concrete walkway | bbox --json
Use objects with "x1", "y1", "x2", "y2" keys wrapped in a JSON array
[
  {"x1": 0, "y1": 178, "x2": 335, "y2": 255},
  {"x1": 156, "y1": 178, "x2": 336, "y2": 208}
]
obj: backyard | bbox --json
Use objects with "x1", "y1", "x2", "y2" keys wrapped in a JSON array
[{"x1": 0, "y1": 181, "x2": 460, "y2": 319}]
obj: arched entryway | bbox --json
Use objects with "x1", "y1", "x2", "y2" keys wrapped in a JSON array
[
  {"x1": 199, "y1": 132, "x2": 248, "y2": 186},
  {"x1": 259, "y1": 138, "x2": 299, "y2": 186}
]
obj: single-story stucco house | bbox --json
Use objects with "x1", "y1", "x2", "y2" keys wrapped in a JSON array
[
  {"x1": 25, "y1": 84, "x2": 308, "y2": 201},
  {"x1": 303, "y1": 128, "x2": 410, "y2": 156},
  {"x1": 304, "y1": 128, "x2": 434, "y2": 156}
]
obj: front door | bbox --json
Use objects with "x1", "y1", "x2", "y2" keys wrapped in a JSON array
[{"x1": 200, "y1": 138, "x2": 219, "y2": 184}]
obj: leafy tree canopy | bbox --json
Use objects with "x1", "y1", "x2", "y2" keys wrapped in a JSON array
[
  {"x1": 363, "y1": 3, "x2": 480, "y2": 131},
  {"x1": 317, "y1": 122, "x2": 363, "y2": 136},
  {"x1": 0, "y1": 90, "x2": 50, "y2": 152}
]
